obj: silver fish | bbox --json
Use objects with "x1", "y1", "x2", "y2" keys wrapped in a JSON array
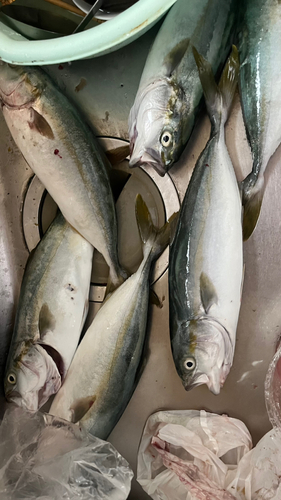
[
  {"x1": 169, "y1": 47, "x2": 243, "y2": 394},
  {"x1": 4, "y1": 213, "x2": 93, "y2": 411},
  {"x1": 0, "y1": 62, "x2": 125, "y2": 287},
  {"x1": 50, "y1": 195, "x2": 176, "y2": 440},
  {"x1": 238, "y1": 0, "x2": 281, "y2": 240},
  {"x1": 128, "y1": 0, "x2": 236, "y2": 176}
]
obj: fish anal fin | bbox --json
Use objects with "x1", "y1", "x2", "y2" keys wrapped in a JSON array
[
  {"x1": 70, "y1": 395, "x2": 96, "y2": 423},
  {"x1": 200, "y1": 272, "x2": 218, "y2": 314},
  {"x1": 242, "y1": 189, "x2": 264, "y2": 241},
  {"x1": 28, "y1": 108, "x2": 54, "y2": 140},
  {"x1": 164, "y1": 38, "x2": 190, "y2": 76},
  {"x1": 38, "y1": 303, "x2": 57, "y2": 338}
]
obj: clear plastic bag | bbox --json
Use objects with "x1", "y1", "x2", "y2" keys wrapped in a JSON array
[
  {"x1": 265, "y1": 344, "x2": 281, "y2": 429},
  {"x1": 137, "y1": 409, "x2": 281, "y2": 500},
  {"x1": 0, "y1": 405, "x2": 133, "y2": 500}
]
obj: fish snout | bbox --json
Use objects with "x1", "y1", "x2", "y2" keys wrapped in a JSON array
[{"x1": 129, "y1": 150, "x2": 166, "y2": 177}]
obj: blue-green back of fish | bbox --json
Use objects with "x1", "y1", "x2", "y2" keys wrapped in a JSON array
[{"x1": 238, "y1": 0, "x2": 281, "y2": 239}]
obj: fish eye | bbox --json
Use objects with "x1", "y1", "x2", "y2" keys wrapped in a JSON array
[
  {"x1": 184, "y1": 358, "x2": 196, "y2": 371},
  {"x1": 160, "y1": 130, "x2": 173, "y2": 147},
  {"x1": 7, "y1": 373, "x2": 17, "y2": 385}
]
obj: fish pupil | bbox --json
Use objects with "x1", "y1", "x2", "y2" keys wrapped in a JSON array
[
  {"x1": 184, "y1": 358, "x2": 195, "y2": 370},
  {"x1": 8, "y1": 374, "x2": 16, "y2": 384}
]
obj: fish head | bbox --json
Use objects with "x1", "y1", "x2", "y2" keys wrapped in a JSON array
[
  {"x1": 0, "y1": 62, "x2": 43, "y2": 108},
  {"x1": 172, "y1": 318, "x2": 233, "y2": 395},
  {"x1": 4, "y1": 342, "x2": 61, "y2": 411},
  {"x1": 129, "y1": 80, "x2": 188, "y2": 176}
]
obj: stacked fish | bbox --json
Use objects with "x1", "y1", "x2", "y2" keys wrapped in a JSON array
[
  {"x1": 129, "y1": 0, "x2": 281, "y2": 395},
  {"x1": 0, "y1": 0, "x2": 280, "y2": 441},
  {"x1": 0, "y1": 62, "x2": 175, "y2": 439}
]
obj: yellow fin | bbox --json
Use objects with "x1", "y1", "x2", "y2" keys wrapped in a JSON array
[
  {"x1": 38, "y1": 303, "x2": 56, "y2": 338},
  {"x1": 70, "y1": 395, "x2": 96, "y2": 423},
  {"x1": 243, "y1": 189, "x2": 264, "y2": 241},
  {"x1": 135, "y1": 194, "x2": 154, "y2": 245},
  {"x1": 164, "y1": 38, "x2": 190, "y2": 76},
  {"x1": 28, "y1": 108, "x2": 54, "y2": 139},
  {"x1": 200, "y1": 272, "x2": 218, "y2": 314}
]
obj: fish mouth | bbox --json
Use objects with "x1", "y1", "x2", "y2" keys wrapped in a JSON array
[{"x1": 129, "y1": 151, "x2": 166, "y2": 177}]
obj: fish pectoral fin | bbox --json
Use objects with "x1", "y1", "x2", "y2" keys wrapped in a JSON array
[
  {"x1": 164, "y1": 38, "x2": 190, "y2": 76},
  {"x1": 38, "y1": 303, "x2": 57, "y2": 338},
  {"x1": 149, "y1": 289, "x2": 163, "y2": 308},
  {"x1": 28, "y1": 108, "x2": 54, "y2": 140},
  {"x1": 70, "y1": 395, "x2": 96, "y2": 423},
  {"x1": 106, "y1": 144, "x2": 130, "y2": 166},
  {"x1": 200, "y1": 272, "x2": 218, "y2": 314},
  {"x1": 242, "y1": 188, "x2": 264, "y2": 241}
]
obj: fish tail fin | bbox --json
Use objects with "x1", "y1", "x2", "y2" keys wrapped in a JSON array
[
  {"x1": 135, "y1": 194, "x2": 178, "y2": 262},
  {"x1": 240, "y1": 170, "x2": 265, "y2": 241},
  {"x1": 192, "y1": 45, "x2": 239, "y2": 130},
  {"x1": 106, "y1": 266, "x2": 128, "y2": 296}
]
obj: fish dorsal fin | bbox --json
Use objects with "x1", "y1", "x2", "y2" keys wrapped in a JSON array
[
  {"x1": 200, "y1": 272, "x2": 218, "y2": 314},
  {"x1": 164, "y1": 38, "x2": 190, "y2": 76},
  {"x1": 70, "y1": 395, "x2": 96, "y2": 423},
  {"x1": 136, "y1": 194, "x2": 179, "y2": 261},
  {"x1": 135, "y1": 194, "x2": 154, "y2": 245},
  {"x1": 28, "y1": 108, "x2": 54, "y2": 139},
  {"x1": 38, "y1": 303, "x2": 56, "y2": 339}
]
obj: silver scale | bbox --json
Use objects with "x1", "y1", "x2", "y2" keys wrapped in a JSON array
[{"x1": 0, "y1": 3, "x2": 280, "y2": 499}]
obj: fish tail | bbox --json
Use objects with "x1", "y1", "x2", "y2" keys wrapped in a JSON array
[
  {"x1": 106, "y1": 266, "x2": 128, "y2": 296},
  {"x1": 192, "y1": 45, "x2": 239, "y2": 131},
  {"x1": 135, "y1": 194, "x2": 178, "y2": 262},
  {"x1": 240, "y1": 170, "x2": 265, "y2": 241}
]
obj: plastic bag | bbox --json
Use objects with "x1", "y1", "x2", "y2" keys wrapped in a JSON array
[
  {"x1": 0, "y1": 405, "x2": 133, "y2": 500},
  {"x1": 265, "y1": 344, "x2": 281, "y2": 429},
  {"x1": 137, "y1": 409, "x2": 281, "y2": 500}
]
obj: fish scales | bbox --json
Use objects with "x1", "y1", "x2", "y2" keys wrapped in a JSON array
[
  {"x1": 4, "y1": 213, "x2": 93, "y2": 410},
  {"x1": 0, "y1": 63, "x2": 124, "y2": 286},
  {"x1": 169, "y1": 47, "x2": 243, "y2": 394},
  {"x1": 50, "y1": 196, "x2": 174, "y2": 439},
  {"x1": 129, "y1": 0, "x2": 236, "y2": 176},
  {"x1": 238, "y1": 0, "x2": 281, "y2": 239}
]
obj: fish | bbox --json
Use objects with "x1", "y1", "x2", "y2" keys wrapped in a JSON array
[
  {"x1": 4, "y1": 213, "x2": 93, "y2": 411},
  {"x1": 50, "y1": 195, "x2": 176, "y2": 440},
  {"x1": 169, "y1": 47, "x2": 243, "y2": 394},
  {"x1": 238, "y1": 0, "x2": 281, "y2": 240},
  {"x1": 0, "y1": 62, "x2": 125, "y2": 288},
  {"x1": 128, "y1": 0, "x2": 236, "y2": 176}
]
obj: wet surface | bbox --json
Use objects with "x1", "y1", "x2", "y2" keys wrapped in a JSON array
[{"x1": 0, "y1": 20, "x2": 279, "y2": 500}]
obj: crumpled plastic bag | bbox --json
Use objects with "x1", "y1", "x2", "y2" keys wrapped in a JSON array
[
  {"x1": 137, "y1": 409, "x2": 281, "y2": 500},
  {"x1": 265, "y1": 344, "x2": 281, "y2": 430},
  {"x1": 0, "y1": 405, "x2": 133, "y2": 500}
]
